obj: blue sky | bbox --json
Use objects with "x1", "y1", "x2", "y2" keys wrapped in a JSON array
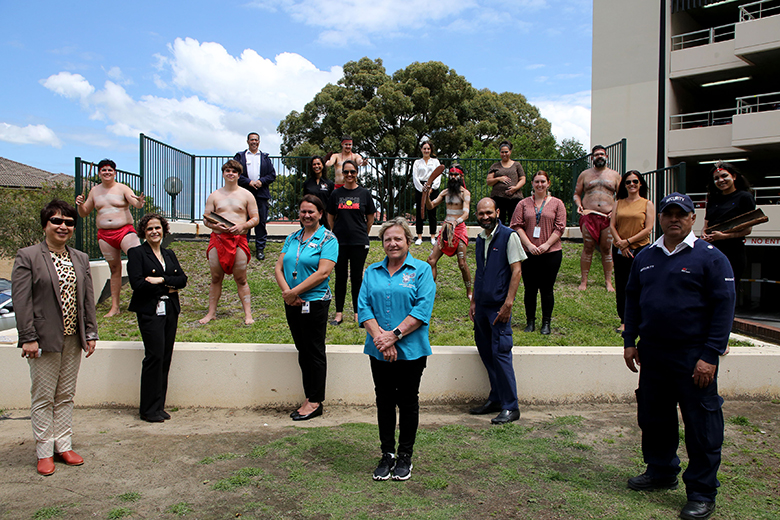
[{"x1": 0, "y1": 0, "x2": 592, "y2": 176}]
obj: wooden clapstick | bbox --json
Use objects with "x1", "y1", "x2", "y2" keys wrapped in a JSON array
[
  {"x1": 704, "y1": 208, "x2": 768, "y2": 234},
  {"x1": 203, "y1": 211, "x2": 236, "y2": 228},
  {"x1": 420, "y1": 165, "x2": 446, "y2": 218}
]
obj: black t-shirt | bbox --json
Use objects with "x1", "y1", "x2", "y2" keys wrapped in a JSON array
[
  {"x1": 327, "y1": 186, "x2": 376, "y2": 246},
  {"x1": 705, "y1": 190, "x2": 756, "y2": 254},
  {"x1": 705, "y1": 190, "x2": 755, "y2": 226},
  {"x1": 303, "y1": 177, "x2": 334, "y2": 209}
]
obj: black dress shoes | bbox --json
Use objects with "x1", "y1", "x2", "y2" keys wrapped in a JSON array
[
  {"x1": 292, "y1": 403, "x2": 323, "y2": 421},
  {"x1": 469, "y1": 400, "x2": 503, "y2": 415},
  {"x1": 627, "y1": 472, "x2": 679, "y2": 491},
  {"x1": 679, "y1": 500, "x2": 716, "y2": 520},
  {"x1": 140, "y1": 414, "x2": 165, "y2": 423},
  {"x1": 491, "y1": 409, "x2": 520, "y2": 424},
  {"x1": 159, "y1": 410, "x2": 171, "y2": 420}
]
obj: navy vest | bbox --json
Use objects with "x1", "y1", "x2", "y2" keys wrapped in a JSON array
[{"x1": 474, "y1": 222, "x2": 512, "y2": 307}]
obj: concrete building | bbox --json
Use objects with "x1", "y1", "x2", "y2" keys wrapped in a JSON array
[{"x1": 591, "y1": 0, "x2": 780, "y2": 315}]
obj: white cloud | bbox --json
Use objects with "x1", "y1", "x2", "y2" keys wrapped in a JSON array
[
  {"x1": 40, "y1": 72, "x2": 95, "y2": 100},
  {"x1": 0, "y1": 122, "x2": 62, "y2": 148},
  {"x1": 531, "y1": 91, "x2": 591, "y2": 146},
  {"x1": 40, "y1": 41, "x2": 342, "y2": 154},
  {"x1": 105, "y1": 66, "x2": 132, "y2": 85},
  {"x1": 162, "y1": 38, "x2": 343, "y2": 120},
  {"x1": 526, "y1": 64, "x2": 546, "y2": 70}
]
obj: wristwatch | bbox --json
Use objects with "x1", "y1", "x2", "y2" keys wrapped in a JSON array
[{"x1": 392, "y1": 327, "x2": 403, "y2": 340}]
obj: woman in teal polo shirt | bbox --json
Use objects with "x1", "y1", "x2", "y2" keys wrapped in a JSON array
[
  {"x1": 357, "y1": 217, "x2": 436, "y2": 482},
  {"x1": 275, "y1": 195, "x2": 339, "y2": 421}
]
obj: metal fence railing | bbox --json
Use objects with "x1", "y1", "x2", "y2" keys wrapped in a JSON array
[
  {"x1": 671, "y1": 23, "x2": 736, "y2": 51},
  {"x1": 74, "y1": 157, "x2": 145, "y2": 259},
  {"x1": 739, "y1": 0, "x2": 780, "y2": 21},
  {"x1": 736, "y1": 91, "x2": 780, "y2": 114},
  {"x1": 670, "y1": 108, "x2": 737, "y2": 130},
  {"x1": 75, "y1": 136, "x2": 629, "y2": 257}
]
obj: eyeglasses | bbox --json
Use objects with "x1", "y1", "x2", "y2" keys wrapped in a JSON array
[
  {"x1": 625, "y1": 179, "x2": 640, "y2": 185},
  {"x1": 342, "y1": 169, "x2": 357, "y2": 175},
  {"x1": 50, "y1": 217, "x2": 76, "y2": 227}
]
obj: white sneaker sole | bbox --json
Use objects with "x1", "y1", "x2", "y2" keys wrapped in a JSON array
[{"x1": 392, "y1": 464, "x2": 412, "y2": 481}]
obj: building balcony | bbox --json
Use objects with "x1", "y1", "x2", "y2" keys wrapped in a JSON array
[
  {"x1": 732, "y1": 91, "x2": 780, "y2": 148},
  {"x1": 735, "y1": 0, "x2": 780, "y2": 62},
  {"x1": 670, "y1": 26, "x2": 748, "y2": 79},
  {"x1": 668, "y1": 109, "x2": 743, "y2": 158}
]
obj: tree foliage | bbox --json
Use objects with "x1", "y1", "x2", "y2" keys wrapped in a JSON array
[
  {"x1": 277, "y1": 56, "x2": 584, "y2": 219},
  {"x1": 0, "y1": 182, "x2": 75, "y2": 257}
]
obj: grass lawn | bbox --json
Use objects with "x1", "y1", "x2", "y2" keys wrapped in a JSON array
[{"x1": 97, "y1": 239, "x2": 747, "y2": 347}]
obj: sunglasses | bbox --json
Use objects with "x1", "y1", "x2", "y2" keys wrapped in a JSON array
[
  {"x1": 625, "y1": 179, "x2": 640, "y2": 185},
  {"x1": 342, "y1": 169, "x2": 357, "y2": 175},
  {"x1": 50, "y1": 217, "x2": 76, "y2": 227}
]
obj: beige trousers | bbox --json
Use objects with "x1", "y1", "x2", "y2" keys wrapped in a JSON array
[{"x1": 28, "y1": 335, "x2": 82, "y2": 459}]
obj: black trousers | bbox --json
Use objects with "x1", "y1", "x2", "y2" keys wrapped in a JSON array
[
  {"x1": 414, "y1": 189, "x2": 438, "y2": 236},
  {"x1": 636, "y1": 347, "x2": 724, "y2": 502},
  {"x1": 492, "y1": 196, "x2": 520, "y2": 226},
  {"x1": 137, "y1": 307, "x2": 179, "y2": 417},
  {"x1": 334, "y1": 244, "x2": 369, "y2": 313},
  {"x1": 247, "y1": 198, "x2": 269, "y2": 252},
  {"x1": 370, "y1": 356, "x2": 427, "y2": 456},
  {"x1": 284, "y1": 300, "x2": 330, "y2": 403},
  {"x1": 613, "y1": 245, "x2": 645, "y2": 324},
  {"x1": 521, "y1": 250, "x2": 562, "y2": 321}
]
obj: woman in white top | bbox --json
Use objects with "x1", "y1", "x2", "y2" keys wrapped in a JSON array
[{"x1": 412, "y1": 141, "x2": 441, "y2": 245}]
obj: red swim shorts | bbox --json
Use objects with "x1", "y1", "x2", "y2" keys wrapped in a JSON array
[
  {"x1": 579, "y1": 213, "x2": 610, "y2": 240},
  {"x1": 207, "y1": 233, "x2": 250, "y2": 275},
  {"x1": 97, "y1": 223, "x2": 137, "y2": 250}
]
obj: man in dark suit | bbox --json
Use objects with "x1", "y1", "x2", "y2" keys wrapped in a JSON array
[{"x1": 235, "y1": 132, "x2": 276, "y2": 260}]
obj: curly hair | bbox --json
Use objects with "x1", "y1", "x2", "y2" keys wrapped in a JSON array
[{"x1": 136, "y1": 213, "x2": 170, "y2": 239}]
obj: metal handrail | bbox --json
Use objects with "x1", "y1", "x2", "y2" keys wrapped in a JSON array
[
  {"x1": 736, "y1": 91, "x2": 780, "y2": 114},
  {"x1": 671, "y1": 23, "x2": 736, "y2": 51},
  {"x1": 670, "y1": 108, "x2": 736, "y2": 130},
  {"x1": 739, "y1": 0, "x2": 780, "y2": 22}
]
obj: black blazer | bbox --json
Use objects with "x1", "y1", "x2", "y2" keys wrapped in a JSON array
[
  {"x1": 127, "y1": 243, "x2": 187, "y2": 315},
  {"x1": 235, "y1": 150, "x2": 277, "y2": 200}
]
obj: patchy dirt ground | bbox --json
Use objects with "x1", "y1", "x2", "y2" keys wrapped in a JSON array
[{"x1": 1, "y1": 400, "x2": 778, "y2": 519}]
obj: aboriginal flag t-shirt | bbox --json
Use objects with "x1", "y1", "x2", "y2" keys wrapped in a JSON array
[{"x1": 327, "y1": 186, "x2": 376, "y2": 246}]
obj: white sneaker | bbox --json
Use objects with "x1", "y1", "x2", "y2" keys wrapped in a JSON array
[
  {"x1": 414, "y1": 238, "x2": 422, "y2": 246},
  {"x1": 430, "y1": 237, "x2": 436, "y2": 245}
]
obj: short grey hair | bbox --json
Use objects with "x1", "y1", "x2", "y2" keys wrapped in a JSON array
[{"x1": 378, "y1": 217, "x2": 413, "y2": 245}]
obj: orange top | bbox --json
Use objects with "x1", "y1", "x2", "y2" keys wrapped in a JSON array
[{"x1": 614, "y1": 198, "x2": 650, "y2": 247}]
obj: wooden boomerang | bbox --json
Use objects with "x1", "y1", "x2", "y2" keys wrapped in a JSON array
[
  {"x1": 420, "y1": 165, "x2": 446, "y2": 219},
  {"x1": 704, "y1": 208, "x2": 768, "y2": 234}
]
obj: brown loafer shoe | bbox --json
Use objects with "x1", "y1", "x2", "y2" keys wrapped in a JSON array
[
  {"x1": 54, "y1": 450, "x2": 84, "y2": 466},
  {"x1": 37, "y1": 457, "x2": 56, "y2": 476}
]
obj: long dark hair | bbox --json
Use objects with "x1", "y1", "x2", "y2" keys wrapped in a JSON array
[
  {"x1": 309, "y1": 155, "x2": 326, "y2": 181},
  {"x1": 707, "y1": 161, "x2": 751, "y2": 197},
  {"x1": 616, "y1": 170, "x2": 648, "y2": 199}
]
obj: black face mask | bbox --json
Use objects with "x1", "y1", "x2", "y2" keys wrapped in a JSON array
[
  {"x1": 448, "y1": 175, "x2": 462, "y2": 194},
  {"x1": 479, "y1": 217, "x2": 497, "y2": 231},
  {"x1": 594, "y1": 157, "x2": 607, "y2": 168}
]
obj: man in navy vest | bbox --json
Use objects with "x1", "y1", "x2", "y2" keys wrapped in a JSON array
[
  {"x1": 468, "y1": 198, "x2": 527, "y2": 424},
  {"x1": 235, "y1": 132, "x2": 276, "y2": 260},
  {"x1": 623, "y1": 192, "x2": 735, "y2": 520}
]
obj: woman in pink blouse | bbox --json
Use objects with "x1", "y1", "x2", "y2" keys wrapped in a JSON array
[{"x1": 510, "y1": 171, "x2": 567, "y2": 335}]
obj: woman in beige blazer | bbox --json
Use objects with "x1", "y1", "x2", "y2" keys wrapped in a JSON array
[{"x1": 12, "y1": 199, "x2": 99, "y2": 476}]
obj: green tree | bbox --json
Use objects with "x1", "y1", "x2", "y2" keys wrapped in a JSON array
[{"x1": 278, "y1": 57, "x2": 566, "y2": 219}]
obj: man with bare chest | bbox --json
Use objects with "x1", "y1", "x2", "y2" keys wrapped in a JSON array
[
  {"x1": 573, "y1": 145, "x2": 621, "y2": 291},
  {"x1": 426, "y1": 164, "x2": 473, "y2": 300},
  {"x1": 76, "y1": 159, "x2": 144, "y2": 316},
  {"x1": 325, "y1": 135, "x2": 364, "y2": 188},
  {"x1": 200, "y1": 159, "x2": 260, "y2": 325}
]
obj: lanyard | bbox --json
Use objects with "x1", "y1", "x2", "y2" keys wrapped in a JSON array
[
  {"x1": 534, "y1": 197, "x2": 547, "y2": 225},
  {"x1": 293, "y1": 230, "x2": 315, "y2": 280}
]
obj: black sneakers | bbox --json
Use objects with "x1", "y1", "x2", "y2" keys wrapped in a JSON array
[
  {"x1": 372, "y1": 453, "x2": 395, "y2": 481},
  {"x1": 392, "y1": 453, "x2": 413, "y2": 481}
]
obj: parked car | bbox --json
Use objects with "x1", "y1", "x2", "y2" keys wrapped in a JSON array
[{"x1": 0, "y1": 290, "x2": 15, "y2": 331}]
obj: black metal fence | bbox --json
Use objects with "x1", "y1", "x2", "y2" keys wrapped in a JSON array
[
  {"x1": 640, "y1": 162, "x2": 687, "y2": 242},
  {"x1": 74, "y1": 136, "x2": 630, "y2": 258}
]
